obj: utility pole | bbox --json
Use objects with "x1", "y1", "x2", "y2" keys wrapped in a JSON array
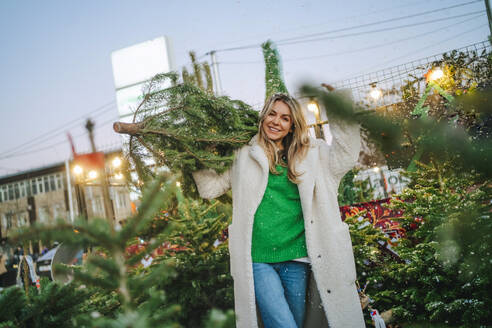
[
  {"x1": 74, "y1": 182, "x2": 88, "y2": 219},
  {"x1": 85, "y1": 119, "x2": 115, "y2": 226},
  {"x1": 65, "y1": 160, "x2": 75, "y2": 222},
  {"x1": 486, "y1": 0, "x2": 492, "y2": 44},
  {"x1": 208, "y1": 51, "x2": 223, "y2": 96}
]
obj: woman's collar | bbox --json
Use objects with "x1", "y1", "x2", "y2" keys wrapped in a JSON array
[{"x1": 248, "y1": 134, "x2": 260, "y2": 146}]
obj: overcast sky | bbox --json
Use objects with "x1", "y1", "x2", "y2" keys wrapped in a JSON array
[{"x1": 0, "y1": 0, "x2": 489, "y2": 176}]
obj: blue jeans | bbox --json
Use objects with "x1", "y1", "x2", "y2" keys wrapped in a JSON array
[{"x1": 253, "y1": 261, "x2": 309, "y2": 328}]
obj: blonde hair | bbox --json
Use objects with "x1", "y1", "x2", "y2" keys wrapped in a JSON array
[{"x1": 258, "y1": 93, "x2": 310, "y2": 183}]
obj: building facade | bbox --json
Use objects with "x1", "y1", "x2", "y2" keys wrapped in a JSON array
[{"x1": 0, "y1": 151, "x2": 133, "y2": 246}]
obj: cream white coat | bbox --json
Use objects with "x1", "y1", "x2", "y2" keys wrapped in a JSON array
[{"x1": 193, "y1": 120, "x2": 365, "y2": 328}]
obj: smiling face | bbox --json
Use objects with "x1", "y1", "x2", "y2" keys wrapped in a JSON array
[{"x1": 261, "y1": 100, "x2": 293, "y2": 149}]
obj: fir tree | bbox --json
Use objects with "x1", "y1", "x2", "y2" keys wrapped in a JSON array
[
  {"x1": 311, "y1": 48, "x2": 492, "y2": 326},
  {"x1": 262, "y1": 40, "x2": 289, "y2": 100},
  {"x1": 374, "y1": 161, "x2": 492, "y2": 325},
  {"x1": 113, "y1": 40, "x2": 292, "y2": 197},
  {"x1": 113, "y1": 73, "x2": 258, "y2": 197},
  {"x1": 337, "y1": 169, "x2": 374, "y2": 206},
  {"x1": 300, "y1": 84, "x2": 492, "y2": 178},
  {"x1": 10, "y1": 176, "x2": 182, "y2": 327},
  {"x1": 8, "y1": 174, "x2": 236, "y2": 328},
  {"x1": 153, "y1": 193, "x2": 234, "y2": 327},
  {"x1": 0, "y1": 278, "x2": 90, "y2": 328}
]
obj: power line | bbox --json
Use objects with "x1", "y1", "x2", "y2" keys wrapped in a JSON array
[
  {"x1": 205, "y1": 0, "x2": 439, "y2": 50},
  {"x1": 331, "y1": 40, "x2": 490, "y2": 92},
  {"x1": 276, "y1": 10, "x2": 485, "y2": 46},
  {"x1": 275, "y1": 0, "x2": 482, "y2": 44},
  {"x1": 219, "y1": 13, "x2": 483, "y2": 65},
  {"x1": 0, "y1": 115, "x2": 120, "y2": 160},
  {"x1": 0, "y1": 101, "x2": 116, "y2": 158},
  {"x1": 210, "y1": 1, "x2": 483, "y2": 53},
  {"x1": 340, "y1": 25, "x2": 487, "y2": 82},
  {"x1": 0, "y1": 165, "x2": 22, "y2": 174},
  {"x1": 1, "y1": 100, "x2": 115, "y2": 155},
  {"x1": 283, "y1": 15, "x2": 482, "y2": 60}
]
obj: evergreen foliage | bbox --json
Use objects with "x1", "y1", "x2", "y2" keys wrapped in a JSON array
[
  {"x1": 371, "y1": 162, "x2": 492, "y2": 325},
  {"x1": 119, "y1": 72, "x2": 258, "y2": 197},
  {"x1": 0, "y1": 285, "x2": 25, "y2": 327},
  {"x1": 8, "y1": 174, "x2": 235, "y2": 328},
  {"x1": 300, "y1": 84, "x2": 492, "y2": 178},
  {"x1": 7, "y1": 40, "x2": 490, "y2": 328},
  {"x1": 262, "y1": 40, "x2": 289, "y2": 100},
  {"x1": 337, "y1": 169, "x2": 374, "y2": 206},
  {"x1": 343, "y1": 213, "x2": 396, "y2": 324},
  {"x1": 0, "y1": 278, "x2": 89, "y2": 328},
  {"x1": 10, "y1": 176, "x2": 182, "y2": 327},
  {"x1": 190, "y1": 51, "x2": 204, "y2": 91},
  {"x1": 308, "y1": 49, "x2": 492, "y2": 325},
  {"x1": 359, "y1": 49, "x2": 492, "y2": 170},
  {"x1": 154, "y1": 196, "x2": 234, "y2": 327},
  {"x1": 77, "y1": 288, "x2": 121, "y2": 319},
  {"x1": 203, "y1": 309, "x2": 236, "y2": 328},
  {"x1": 115, "y1": 40, "x2": 291, "y2": 197},
  {"x1": 181, "y1": 52, "x2": 213, "y2": 94}
]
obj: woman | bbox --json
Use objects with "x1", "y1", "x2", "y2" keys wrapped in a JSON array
[{"x1": 193, "y1": 93, "x2": 365, "y2": 328}]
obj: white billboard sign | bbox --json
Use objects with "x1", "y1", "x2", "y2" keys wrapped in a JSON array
[{"x1": 111, "y1": 36, "x2": 174, "y2": 121}]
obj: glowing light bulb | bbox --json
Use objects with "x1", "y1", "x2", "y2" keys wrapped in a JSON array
[
  {"x1": 73, "y1": 165, "x2": 83, "y2": 175},
  {"x1": 114, "y1": 173, "x2": 124, "y2": 180},
  {"x1": 428, "y1": 68, "x2": 444, "y2": 81},
  {"x1": 307, "y1": 102, "x2": 319, "y2": 114},
  {"x1": 88, "y1": 170, "x2": 98, "y2": 179},
  {"x1": 369, "y1": 88, "x2": 382, "y2": 100},
  {"x1": 112, "y1": 157, "x2": 122, "y2": 168}
]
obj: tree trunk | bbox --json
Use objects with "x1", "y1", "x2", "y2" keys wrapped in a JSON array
[{"x1": 113, "y1": 122, "x2": 145, "y2": 135}]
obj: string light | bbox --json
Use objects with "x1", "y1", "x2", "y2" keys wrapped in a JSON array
[
  {"x1": 73, "y1": 165, "x2": 83, "y2": 175},
  {"x1": 112, "y1": 157, "x2": 122, "y2": 168},
  {"x1": 88, "y1": 170, "x2": 98, "y2": 180},
  {"x1": 307, "y1": 101, "x2": 320, "y2": 114},
  {"x1": 369, "y1": 83, "x2": 382, "y2": 100},
  {"x1": 428, "y1": 68, "x2": 444, "y2": 81}
]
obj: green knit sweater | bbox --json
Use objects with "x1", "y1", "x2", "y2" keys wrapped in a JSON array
[{"x1": 251, "y1": 164, "x2": 307, "y2": 263}]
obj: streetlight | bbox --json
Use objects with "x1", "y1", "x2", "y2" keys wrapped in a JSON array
[{"x1": 71, "y1": 164, "x2": 88, "y2": 219}]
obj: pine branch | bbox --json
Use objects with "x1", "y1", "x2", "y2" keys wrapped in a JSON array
[
  {"x1": 203, "y1": 62, "x2": 214, "y2": 93},
  {"x1": 119, "y1": 175, "x2": 174, "y2": 243},
  {"x1": 126, "y1": 227, "x2": 174, "y2": 267},
  {"x1": 262, "y1": 40, "x2": 289, "y2": 100},
  {"x1": 112, "y1": 73, "x2": 258, "y2": 197},
  {"x1": 300, "y1": 84, "x2": 492, "y2": 177},
  {"x1": 190, "y1": 51, "x2": 204, "y2": 90}
]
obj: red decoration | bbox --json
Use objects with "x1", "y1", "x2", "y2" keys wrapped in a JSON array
[
  {"x1": 340, "y1": 198, "x2": 407, "y2": 240},
  {"x1": 73, "y1": 152, "x2": 105, "y2": 170}
]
